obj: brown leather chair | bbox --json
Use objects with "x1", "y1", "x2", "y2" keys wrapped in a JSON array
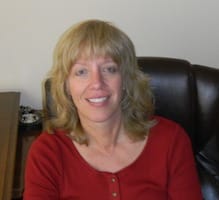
[
  {"x1": 138, "y1": 57, "x2": 219, "y2": 200},
  {"x1": 44, "y1": 57, "x2": 219, "y2": 200}
]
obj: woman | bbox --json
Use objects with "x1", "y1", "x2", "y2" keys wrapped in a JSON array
[{"x1": 24, "y1": 19, "x2": 202, "y2": 199}]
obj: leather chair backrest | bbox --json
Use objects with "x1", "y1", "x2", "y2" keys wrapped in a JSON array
[
  {"x1": 137, "y1": 57, "x2": 219, "y2": 200},
  {"x1": 138, "y1": 57, "x2": 197, "y2": 147}
]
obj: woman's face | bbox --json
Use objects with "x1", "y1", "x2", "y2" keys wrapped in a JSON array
[{"x1": 67, "y1": 56, "x2": 123, "y2": 125}]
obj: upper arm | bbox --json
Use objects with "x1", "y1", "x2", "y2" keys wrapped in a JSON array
[
  {"x1": 167, "y1": 125, "x2": 203, "y2": 200},
  {"x1": 23, "y1": 134, "x2": 62, "y2": 200}
]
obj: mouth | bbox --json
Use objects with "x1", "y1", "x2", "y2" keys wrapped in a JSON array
[{"x1": 87, "y1": 97, "x2": 108, "y2": 103}]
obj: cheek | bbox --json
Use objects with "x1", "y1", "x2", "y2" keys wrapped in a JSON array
[
  {"x1": 68, "y1": 87, "x2": 81, "y2": 109},
  {"x1": 111, "y1": 78, "x2": 123, "y2": 97},
  {"x1": 115, "y1": 76, "x2": 123, "y2": 90},
  {"x1": 67, "y1": 79, "x2": 78, "y2": 97},
  {"x1": 68, "y1": 85, "x2": 80, "y2": 98},
  {"x1": 67, "y1": 79, "x2": 87, "y2": 103}
]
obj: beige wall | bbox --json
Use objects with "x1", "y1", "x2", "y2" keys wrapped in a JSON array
[{"x1": 0, "y1": 0, "x2": 219, "y2": 109}]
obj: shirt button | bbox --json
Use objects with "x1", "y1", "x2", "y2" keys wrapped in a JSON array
[
  {"x1": 111, "y1": 178, "x2": 116, "y2": 182},
  {"x1": 112, "y1": 192, "x2": 117, "y2": 197}
]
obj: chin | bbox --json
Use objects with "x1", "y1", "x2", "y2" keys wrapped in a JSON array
[
  {"x1": 82, "y1": 112, "x2": 121, "y2": 124},
  {"x1": 88, "y1": 116, "x2": 113, "y2": 123}
]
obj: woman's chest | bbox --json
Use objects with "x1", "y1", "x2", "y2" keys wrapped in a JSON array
[
  {"x1": 59, "y1": 145, "x2": 168, "y2": 200},
  {"x1": 60, "y1": 168, "x2": 168, "y2": 200},
  {"x1": 72, "y1": 138, "x2": 147, "y2": 173}
]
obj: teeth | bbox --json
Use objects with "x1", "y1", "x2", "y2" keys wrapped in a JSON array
[{"x1": 88, "y1": 97, "x2": 107, "y2": 103}]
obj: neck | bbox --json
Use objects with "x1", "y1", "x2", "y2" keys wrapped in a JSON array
[{"x1": 80, "y1": 115, "x2": 127, "y2": 151}]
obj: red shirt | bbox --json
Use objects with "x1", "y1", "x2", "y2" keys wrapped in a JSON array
[{"x1": 24, "y1": 116, "x2": 202, "y2": 200}]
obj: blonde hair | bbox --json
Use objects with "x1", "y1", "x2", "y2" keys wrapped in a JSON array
[{"x1": 43, "y1": 19, "x2": 155, "y2": 145}]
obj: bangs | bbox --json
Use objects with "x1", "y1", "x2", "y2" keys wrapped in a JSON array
[
  {"x1": 75, "y1": 40, "x2": 122, "y2": 64},
  {"x1": 67, "y1": 20, "x2": 125, "y2": 65}
]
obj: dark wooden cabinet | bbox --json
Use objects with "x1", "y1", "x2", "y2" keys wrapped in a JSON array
[
  {"x1": 0, "y1": 92, "x2": 20, "y2": 200},
  {"x1": 12, "y1": 122, "x2": 42, "y2": 199}
]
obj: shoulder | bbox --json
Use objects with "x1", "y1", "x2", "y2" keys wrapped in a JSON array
[
  {"x1": 24, "y1": 130, "x2": 69, "y2": 196},
  {"x1": 149, "y1": 115, "x2": 191, "y2": 146},
  {"x1": 27, "y1": 130, "x2": 69, "y2": 161},
  {"x1": 151, "y1": 116, "x2": 186, "y2": 134},
  {"x1": 31, "y1": 130, "x2": 63, "y2": 148},
  {"x1": 147, "y1": 116, "x2": 194, "y2": 165},
  {"x1": 25, "y1": 130, "x2": 71, "y2": 178},
  {"x1": 152, "y1": 115, "x2": 182, "y2": 130}
]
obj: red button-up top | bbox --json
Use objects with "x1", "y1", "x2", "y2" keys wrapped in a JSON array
[{"x1": 24, "y1": 116, "x2": 202, "y2": 200}]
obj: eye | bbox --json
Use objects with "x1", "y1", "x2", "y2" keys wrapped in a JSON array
[
  {"x1": 102, "y1": 65, "x2": 118, "y2": 74},
  {"x1": 75, "y1": 68, "x2": 88, "y2": 76}
]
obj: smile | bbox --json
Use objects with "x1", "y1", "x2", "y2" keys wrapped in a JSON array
[{"x1": 87, "y1": 97, "x2": 108, "y2": 103}]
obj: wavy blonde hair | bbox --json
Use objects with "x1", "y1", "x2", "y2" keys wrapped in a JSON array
[{"x1": 43, "y1": 19, "x2": 155, "y2": 145}]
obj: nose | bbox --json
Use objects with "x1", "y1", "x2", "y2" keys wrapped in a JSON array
[{"x1": 90, "y1": 69, "x2": 104, "y2": 89}]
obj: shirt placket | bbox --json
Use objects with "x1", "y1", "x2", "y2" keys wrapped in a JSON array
[{"x1": 108, "y1": 174, "x2": 120, "y2": 200}]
